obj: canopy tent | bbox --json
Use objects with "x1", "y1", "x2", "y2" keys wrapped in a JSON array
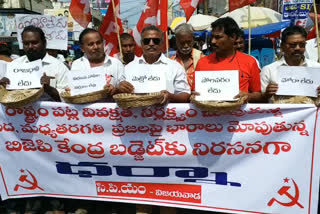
[
  {"x1": 221, "y1": 6, "x2": 281, "y2": 28},
  {"x1": 187, "y1": 14, "x2": 218, "y2": 31},
  {"x1": 243, "y1": 21, "x2": 291, "y2": 38}
]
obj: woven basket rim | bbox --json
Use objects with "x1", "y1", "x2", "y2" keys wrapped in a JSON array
[
  {"x1": 0, "y1": 87, "x2": 44, "y2": 107},
  {"x1": 61, "y1": 88, "x2": 110, "y2": 104},
  {"x1": 190, "y1": 95, "x2": 245, "y2": 112},
  {"x1": 271, "y1": 95, "x2": 316, "y2": 104},
  {"x1": 113, "y1": 92, "x2": 163, "y2": 101},
  {"x1": 113, "y1": 92, "x2": 163, "y2": 108}
]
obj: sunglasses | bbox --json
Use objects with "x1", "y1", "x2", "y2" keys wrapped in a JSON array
[{"x1": 142, "y1": 38, "x2": 161, "y2": 45}]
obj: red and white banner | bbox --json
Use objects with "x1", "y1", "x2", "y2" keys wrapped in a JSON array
[
  {"x1": 132, "y1": 0, "x2": 167, "y2": 56},
  {"x1": 69, "y1": 0, "x2": 91, "y2": 28},
  {"x1": 99, "y1": 0, "x2": 123, "y2": 56},
  {"x1": 0, "y1": 103, "x2": 319, "y2": 214},
  {"x1": 228, "y1": 0, "x2": 257, "y2": 12}
]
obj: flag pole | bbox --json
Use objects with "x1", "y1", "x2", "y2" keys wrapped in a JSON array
[
  {"x1": 248, "y1": 5, "x2": 252, "y2": 55},
  {"x1": 166, "y1": 31, "x2": 169, "y2": 57},
  {"x1": 313, "y1": 0, "x2": 320, "y2": 62},
  {"x1": 111, "y1": 0, "x2": 123, "y2": 59}
]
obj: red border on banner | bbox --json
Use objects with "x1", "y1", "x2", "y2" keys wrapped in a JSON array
[{"x1": 0, "y1": 107, "x2": 318, "y2": 214}]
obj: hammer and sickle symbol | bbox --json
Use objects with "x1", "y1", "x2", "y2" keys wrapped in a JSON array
[
  {"x1": 14, "y1": 170, "x2": 44, "y2": 192},
  {"x1": 267, "y1": 179, "x2": 303, "y2": 208}
]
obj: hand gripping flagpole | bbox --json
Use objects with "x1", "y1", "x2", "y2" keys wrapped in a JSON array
[
  {"x1": 248, "y1": 5, "x2": 252, "y2": 55},
  {"x1": 111, "y1": 0, "x2": 123, "y2": 59},
  {"x1": 313, "y1": 0, "x2": 320, "y2": 62}
]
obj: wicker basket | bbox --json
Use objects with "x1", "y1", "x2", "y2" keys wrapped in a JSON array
[
  {"x1": 271, "y1": 95, "x2": 316, "y2": 104},
  {"x1": 190, "y1": 95, "x2": 246, "y2": 113},
  {"x1": 61, "y1": 88, "x2": 110, "y2": 104},
  {"x1": 113, "y1": 92, "x2": 163, "y2": 108},
  {"x1": 0, "y1": 86, "x2": 44, "y2": 108}
]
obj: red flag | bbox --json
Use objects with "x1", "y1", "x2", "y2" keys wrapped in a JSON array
[
  {"x1": 229, "y1": 0, "x2": 257, "y2": 12},
  {"x1": 99, "y1": 0, "x2": 123, "y2": 56},
  {"x1": 158, "y1": 0, "x2": 168, "y2": 32},
  {"x1": 132, "y1": 0, "x2": 168, "y2": 56},
  {"x1": 69, "y1": 0, "x2": 92, "y2": 28},
  {"x1": 179, "y1": 0, "x2": 200, "y2": 21}
]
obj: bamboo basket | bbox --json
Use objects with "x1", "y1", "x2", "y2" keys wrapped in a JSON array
[
  {"x1": 190, "y1": 95, "x2": 246, "y2": 113},
  {"x1": 0, "y1": 86, "x2": 44, "y2": 108},
  {"x1": 113, "y1": 92, "x2": 163, "y2": 108},
  {"x1": 271, "y1": 95, "x2": 316, "y2": 104},
  {"x1": 61, "y1": 88, "x2": 110, "y2": 104}
]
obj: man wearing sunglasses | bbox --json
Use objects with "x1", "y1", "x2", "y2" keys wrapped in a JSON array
[
  {"x1": 261, "y1": 25, "x2": 320, "y2": 102},
  {"x1": 118, "y1": 25, "x2": 190, "y2": 104}
]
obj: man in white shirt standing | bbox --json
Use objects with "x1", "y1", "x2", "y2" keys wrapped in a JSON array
[
  {"x1": 118, "y1": 25, "x2": 190, "y2": 104},
  {"x1": 305, "y1": 35, "x2": 320, "y2": 62},
  {"x1": 261, "y1": 25, "x2": 320, "y2": 102},
  {"x1": 0, "y1": 26, "x2": 69, "y2": 101},
  {"x1": 71, "y1": 28, "x2": 124, "y2": 95}
]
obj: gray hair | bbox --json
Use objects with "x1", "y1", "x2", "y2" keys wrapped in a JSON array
[{"x1": 175, "y1": 23, "x2": 194, "y2": 36}]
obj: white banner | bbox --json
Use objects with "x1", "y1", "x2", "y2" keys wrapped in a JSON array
[
  {"x1": 0, "y1": 103, "x2": 319, "y2": 214},
  {"x1": 15, "y1": 14, "x2": 68, "y2": 51}
]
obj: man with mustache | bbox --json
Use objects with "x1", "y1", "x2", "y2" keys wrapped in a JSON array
[
  {"x1": 0, "y1": 25, "x2": 68, "y2": 101},
  {"x1": 170, "y1": 23, "x2": 203, "y2": 88},
  {"x1": 118, "y1": 25, "x2": 190, "y2": 104},
  {"x1": 261, "y1": 25, "x2": 320, "y2": 102},
  {"x1": 70, "y1": 28, "x2": 124, "y2": 96},
  {"x1": 193, "y1": 17, "x2": 262, "y2": 102}
]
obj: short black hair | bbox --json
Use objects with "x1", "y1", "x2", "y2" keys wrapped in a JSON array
[
  {"x1": 281, "y1": 25, "x2": 307, "y2": 44},
  {"x1": 79, "y1": 28, "x2": 103, "y2": 44},
  {"x1": 211, "y1": 17, "x2": 240, "y2": 37},
  {"x1": 236, "y1": 29, "x2": 245, "y2": 40},
  {"x1": 120, "y1": 33, "x2": 134, "y2": 41},
  {"x1": 0, "y1": 44, "x2": 11, "y2": 57},
  {"x1": 21, "y1": 25, "x2": 46, "y2": 46},
  {"x1": 141, "y1": 25, "x2": 163, "y2": 41}
]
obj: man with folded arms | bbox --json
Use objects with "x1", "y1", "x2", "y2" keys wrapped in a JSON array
[
  {"x1": 261, "y1": 25, "x2": 320, "y2": 102},
  {"x1": 0, "y1": 25, "x2": 68, "y2": 101},
  {"x1": 193, "y1": 17, "x2": 262, "y2": 102},
  {"x1": 118, "y1": 25, "x2": 190, "y2": 104},
  {"x1": 70, "y1": 28, "x2": 124, "y2": 96}
]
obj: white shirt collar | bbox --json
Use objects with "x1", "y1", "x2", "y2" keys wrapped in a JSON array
[
  {"x1": 278, "y1": 56, "x2": 307, "y2": 66},
  {"x1": 23, "y1": 53, "x2": 51, "y2": 64},
  {"x1": 82, "y1": 54, "x2": 112, "y2": 67},
  {"x1": 138, "y1": 53, "x2": 168, "y2": 65}
]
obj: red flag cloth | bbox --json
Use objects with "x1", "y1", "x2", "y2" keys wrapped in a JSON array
[
  {"x1": 99, "y1": 0, "x2": 123, "y2": 56},
  {"x1": 229, "y1": 0, "x2": 257, "y2": 12},
  {"x1": 69, "y1": 0, "x2": 92, "y2": 28},
  {"x1": 179, "y1": 0, "x2": 200, "y2": 21},
  {"x1": 132, "y1": 0, "x2": 167, "y2": 56}
]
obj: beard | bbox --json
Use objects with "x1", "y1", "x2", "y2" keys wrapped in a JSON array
[
  {"x1": 123, "y1": 53, "x2": 135, "y2": 63},
  {"x1": 25, "y1": 50, "x2": 46, "y2": 62}
]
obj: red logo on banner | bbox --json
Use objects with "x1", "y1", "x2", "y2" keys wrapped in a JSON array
[
  {"x1": 14, "y1": 169, "x2": 44, "y2": 192},
  {"x1": 267, "y1": 178, "x2": 304, "y2": 209}
]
